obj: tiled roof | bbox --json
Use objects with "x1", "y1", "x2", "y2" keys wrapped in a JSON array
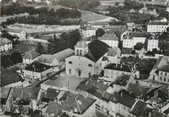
[
  {"x1": 148, "y1": 22, "x2": 169, "y2": 25},
  {"x1": 130, "y1": 100, "x2": 147, "y2": 116},
  {"x1": 159, "y1": 64, "x2": 169, "y2": 72},
  {"x1": 12, "y1": 86, "x2": 40, "y2": 99},
  {"x1": 113, "y1": 74, "x2": 131, "y2": 86},
  {"x1": 1, "y1": 70, "x2": 23, "y2": 87},
  {"x1": 100, "y1": 33, "x2": 119, "y2": 41},
  {"x1": 46, "y1": 92, "x2": 96, "y2": 115},
  {"x1": 85, "y1": 40, "x2": 110, "y2": 62},
  {"x1": 132, "y1": 32, "x2": 147, "y2": 38},
  {"x1": 23, "y1": 50, "x2": 40, "y2": 59},
  {"x1": 42, "y1": 88, "x2": 60, "y2": 102},
  {"x1": 25, "y1": 62, "x2": 52, "y2": 72},
  {"x1": 104, "y1": 63, "x2": 131, "y2": 72},
  {"x1": 8, "y1": 28, "x2": 23, "y2": 33},
  {"x1": 107, "y1": 48, "x2": 117, "y2": 57},
  {"x1": 37, "y1": 48, "x2": 74, "y2": 64},
  {"x1": 117, "y1": 90, "x2": 136, "y2": 108},
  {"x1": 1, "y1": 38, "x2": 12, "y2": 45}
]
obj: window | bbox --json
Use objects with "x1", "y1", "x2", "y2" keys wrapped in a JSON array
[
  {"x1": 153, "y1": 76, "x2": 155, "y2": 80},
  {"x1": 69, "y1": 69, "x2": 71, "y2": 74},
  {"x1": 161, "y1": 72, "x2": 163, "y2": 75},
  {"x1": 165, "y1": 72, "x2": 167, "y2": 76},
  {"x1": 160, "y1": 77, "x2": 162, "y2": 81},
  {"x1": 88, "y1": 64, "x2": 92, "y2": 67},
  {"x1": 164, "y1": 78, "x2": 166, "y2": 82},
  {"x1": 80, "y1": 50, "x2": 82, "y2": 55},
  {"x1": 89, "y1": 73, "x2": 91, "y2": 77},
  {"x1": 68, "y1": 61, "x2": 72, "y2": 64},
  {"x1": 77, "y1": 49, "x2": 79, "y2": 55}
]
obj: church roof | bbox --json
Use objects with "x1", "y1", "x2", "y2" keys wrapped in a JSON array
[{"x1": 85, "y1": 40, "x2": 110, "y2": 62}]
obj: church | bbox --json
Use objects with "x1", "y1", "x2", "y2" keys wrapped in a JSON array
[{"x1": 65, "y1": 39, "x2": 110, "y2": 78}]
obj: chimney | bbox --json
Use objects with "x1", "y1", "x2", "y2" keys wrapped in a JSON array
[
  {"x1": 120, "y1": 64, "x2": 123, "y2": 69},
  {"x1": 116, "y1": 64, "x2": 118, "y2": 68},
  {"x1": 120, "y1": 91, "x2": 123, "y2": 97}
]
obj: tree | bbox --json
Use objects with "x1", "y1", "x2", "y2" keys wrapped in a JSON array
[
  {"x1": 36, "y1": 43, "x2": 44, "y2": 54},
  {"x1": 96, "y1": 28, "x2": 105, "y2": 37},
  {"x1": 10, "y1": 52, "x2": 23, "y2": 64},
  {"x1": 131, "y1": 50, "x2": 136, "y2": 54},
  {"x1": 134, "y1": 42, "x2": 144, "y2": 50}
]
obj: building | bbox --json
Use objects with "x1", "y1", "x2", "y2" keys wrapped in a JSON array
[
  {"x1": 126, "y1": 22, "x2": 135, "y2": 31},
  {"x1": 65, "y1": 40, "x2": 110, "y2": 78},
  {"x1": 104, "y1": 63, "x2": 132, "y2": 81},
  {"x1": 37, "y1": 48, "x2": 74, "y2": 71},
  {"x1": 23, "y1": 62, "x2": 53, "y2": 80},
  {"x1": 158, "y1": 64, "x2": 169, "y2": 84},
  {"x1": 149, "y1": 56, "x2": 169, "y2": 83},
  {"x1": 80, "y1": 24, "x2": 96, "y2": 38},
  {"x1": 99, "y1": 33, "x2": 119, "y2": 48},
  {"x1": 8, "y1": 28, "x2": 26, "y2": 39},
  {"x1": 147, "y1": 22, "x2": 169, "y2": 33},
  {"x1": 1, "y1": 70, "x2": 23, "y2": 87},
  {"x1": 45, "y1": 91, "x2": 96, "y2": 117},
  {"x1": 23, "y1": 50, "x2": 40, "y2": 65},
  {"x1": 1, "y1": 38, "x2": 13, "y2": 52},
  {"x1": 122, "y1": 32, "x2": 147, "y2": 49},
  {"x1": 147, "y1": 35, "x2": 159, "y2": 51}
]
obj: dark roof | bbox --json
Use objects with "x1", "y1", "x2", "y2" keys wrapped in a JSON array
[
  {"x1": 46, "y1": 92, "x2": 96, "y2": 115},
  {"x1": 104, "y1": 63, "x2": 131, "y2": 72},
  {"x1": 85, "y1": 40, "x2": 110, "y2": 62},
  {"x1": 130, "y1": 100, "x2": 147, "y2": 116},
  {"x1": 1, "y1": 70, "x2": 23, "y2": 87},
  {"x1": 43, "y1": 88, "x2": 60, "y2": 102},
  {"x1": 148, "y1": 22, "x2": 169, "y2": 25},
  {"x1": 132, "y1": 32, "x2": 147, "y2": 37},
  {"x1": 113, "y1": 74, "x2": 131, "y2": 86},
  {"x1": 25, "y1": 62, "x2": 52, "y2": 72},
  {"x1": 159, "y1": 64, "x2": 169, "y2": 72},
  {"x1": 117, "y1": 90, "x2": 136, "y2": 108}
]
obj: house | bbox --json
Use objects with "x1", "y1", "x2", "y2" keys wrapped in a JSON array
[
  {"x1": 158, "y1": 64, "x2": 169, "y2": 84},
  {"x1": 99, "y1": 33, "x2": 119, "y2": 48},
  {"x1": 122, "y1": 32, "x2": 147, "y2": 49},
  {"x1": 110, "y1": 74, "x2": 135, "y2": 92},
  {"x1": 104, "y1": 63, "x2": 132, "y2": 81},
  {"x1": 8, "y1": 28, "x2": 26, "y2": 39},
  {"x1": 65, "y1": 40, "x2": 110, "y2": 78},
  {"x1": 1, "y1": 69, "x2": 23, "y2": 87},
  {"x1": 147, "y1": 22, "x2": 169, "y2": 33},
  {"x1": 28, "y1": 34, "x2": 53, "y2": 43},
  {"x1": 23, "y1": 62, "x2": 53, "y2": 80},
  {"x1": 149, "y1": 56, "x2": 169, "y2": 83},
  {"x1": 45, "y1": 91, "x2": 96, "y2": 117},
  {"x1": 80, "y1": 24, "x2": 96, "y2": 38},
  {"x1": 37, "y1": 48, "x2": 74, "y2": 72},
  {"x1": 1, "y1": 38, "x2": 13, "y2": 52},
  {"x1": 126, "y1": 22, "x2": 135, "y2": 30},
  {"x1": 23, "y1": 50, "x2": 40, "y2": 65},
  {"x1": 41, "y1": 75, "x2": 86, "y2": 93},
  {"x1": 107, "y1": 47, "x2": 121, "y2": 63},
  {"x1": 147, "y1": 35, "x2": 159, "y2": 51}
]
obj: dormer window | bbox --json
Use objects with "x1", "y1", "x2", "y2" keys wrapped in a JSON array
[
  {"x1": 88, "y1": 64, "x2": 92, "y2": 67},
  {"x1": 69, "y1": 61, "x2": 72, "y2": 64}
]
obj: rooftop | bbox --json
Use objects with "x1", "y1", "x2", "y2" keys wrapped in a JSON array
[
  {"x1": 130, "y1": 100, "x2": 147, "y2": 116},
  {"x1": 85, "y1": 40, "x2": 110, "y2": 62},
  {"x1": 148, "y1": 22, "x2": 169, "y2": 25},
  {"x1": 8, "y1": 28, "x2": 23, "y2": 33},
  {"x1": 42, "y1": 88, "x2": 60, "y2": 102},
  {"x1": 100, "y1": 33, "x2": 119, "y2": 41},
  {"x1": 23, "y1": 49, "x2": 40, "y2": 59},
  {"x1": 159, "y1": 64, "x2": 169, "y2": 72},
  {"x1": 44, "y1": 75, "x2": 86, "y2": 92},
  {"x1": 132, "y1": 32, "x2": 147, "y2": 38},
  {"x1": 25, "y1": 62, "x2": 52, "y2": 72},
  {"x1": 107, "y1": 48, "x2": 118, "y2": 57},
  {"x1": 104, "y1": 63, "x2": 131, "y2": 72},
  {"x1": 1, "y1": 38, "x2": 12, "y2": 45},
  {"x1": 1, "y1": 70, "x2": 23, "y2": 87},
  {"x1": 38, "y1": 48, "x2": 74, "y2": 64},
  {"x1": 46, "y1": 91, "x2": 96, "y2": 115},
  {"x1": 113, "y1": 74, "x2": 131, "y2": 86}
]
